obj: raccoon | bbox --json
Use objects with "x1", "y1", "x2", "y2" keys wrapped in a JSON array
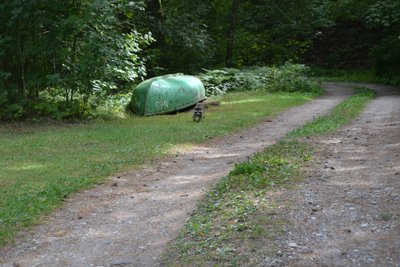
[{"x1": 192, "y1": 102, "x2": 205, "y2": 122}]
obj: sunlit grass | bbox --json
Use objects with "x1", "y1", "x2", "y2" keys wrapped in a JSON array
[{"x1": 0, "y1": 91, "x2": 318, "y2": 246}]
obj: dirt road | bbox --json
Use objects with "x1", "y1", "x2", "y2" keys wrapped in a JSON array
[
  {"x1": 262, "y1": 83, "x2": 400, "y2": 266},
  {"x1": 1, "y1": 82, "x2": 398, "y2": 266}
]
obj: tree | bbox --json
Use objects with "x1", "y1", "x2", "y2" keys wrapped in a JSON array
[
  {"x1": 225, "y1": 0, "x2": 240, "y2": 67},
  {"x1": 0, "y1": 0, "x2": 153, "y2": 119},
  {"x1": 366, "y1": 0, "x2": 400, "y2": 78},
  {"x1": 141, "y1": 0, "x2": 214, "y2": 74}
]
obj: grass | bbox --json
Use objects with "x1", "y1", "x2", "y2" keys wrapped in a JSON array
[
  {"x1": 288, "y1": 87, "x2": 375, "y2": 137},
  {"x1": 163, "y1": 86, "x2": 375, "y2": 265},
  {"x1": 0, "y1": 91, "x2": 317, "y2": 246}
]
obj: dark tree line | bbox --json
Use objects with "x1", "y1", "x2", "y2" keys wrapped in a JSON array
[{"x1": 1, "y1": 0, "x2": 399, "y2": 120}]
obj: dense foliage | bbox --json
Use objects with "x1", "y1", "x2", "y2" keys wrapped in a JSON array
[
  {"x1": 198, "y1": 64, "x2": 322, "y2": 96},
  {"x1": 1, "y1": 0, "x2": 398, "y2": 120},
  {"x1": 0, "y1": 0, "x2": 153, "y2": 120}
]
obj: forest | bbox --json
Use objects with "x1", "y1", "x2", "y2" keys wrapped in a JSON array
[{"x1": 1, "y1": 0, "x2": 399, "y2": 120}]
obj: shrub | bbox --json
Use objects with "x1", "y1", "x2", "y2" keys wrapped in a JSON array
[
  {"x1": 0, "y1": 90, "x2": 25, "y2": 120},
  {"x1": 196, "y1": 69, "x2": 239, "y2": 96},
  {"x1": 264, "y1": 63, "x2": 321, "y2": 93},
  {"x1": 196, "y1": 63, "x2": 322, "y2": 97}
]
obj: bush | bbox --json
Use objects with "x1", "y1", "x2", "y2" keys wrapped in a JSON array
[
  {"x1": 0, "y1": 90, "x2": 25, "y2": 120},
  {"x1": 264, "y1": 63, "x2": 321, "y2": 93},
  {"x1": 196, "y1": 63, "x2": 322, "y2": 97}
]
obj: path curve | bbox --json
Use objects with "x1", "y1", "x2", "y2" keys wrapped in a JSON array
[{"x1": 1, "y1": 83, "x2": 353, "y2": 267}]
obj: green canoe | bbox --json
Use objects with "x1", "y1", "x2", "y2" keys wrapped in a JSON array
[{"x1": 128, "y1": 74, "x2": 206, "y2": 116}]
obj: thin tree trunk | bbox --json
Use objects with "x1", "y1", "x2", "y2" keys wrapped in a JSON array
[
  {"x1": 16, "y1": 18, "x2": 27, "y2": 100},
  {"x1": 225, "y1": 0, "x2": 240, "y2": 68},
  {"x1": 146, "y1": 0, "x2": 164, "y2": 76},
  {"x1": 69, "y1": 0, "x2": 78, "y2": 103},
  {"x1": 30, "y1": 29, "x2": 39, "y2": 99},
  {"x1": 70, "y1": 34, "x2": 78, "y2": 103},
  {"x1": 147, "y1": 0, "x2": 163, "y2": 22}
]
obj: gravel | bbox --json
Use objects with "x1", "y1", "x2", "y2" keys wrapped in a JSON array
[{"x1": 261, "y1": 83, "x2": 400, "y2": 267}]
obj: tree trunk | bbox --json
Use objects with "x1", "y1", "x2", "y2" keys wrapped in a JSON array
[
  {"x1": 69, "y1": 34, "x2": 78, "y2": 103},
  {"x1": 225, "y1": 0, "x2": 240, "y2": 68},
  {"x1": 29, "y1": 29, "x2": 39, "y2": 100},
  {"x1": 147, "y1": 0, "x2": 163, "y2": 22},
  {"x1": 16, "y1": 18, "x2": 27, "y2": 100},
  {"x1": 146, "y1": 0, "x2": 164, "y2": 77}
]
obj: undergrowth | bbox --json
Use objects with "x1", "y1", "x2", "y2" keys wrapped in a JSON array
[
  {"x1": 197, "y1": 63, "x2": 322, "y2": 96},
  {"x1": 310, "y1": 68, "x2": 400, "y2": 87}
]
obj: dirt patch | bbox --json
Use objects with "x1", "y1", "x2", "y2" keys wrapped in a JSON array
[
  {"x1": 0, "y1": 83, "x2": 368, "y2": 267},
  {"x1": 260, "y1": 83, "x2": 400, "y2": 266}
]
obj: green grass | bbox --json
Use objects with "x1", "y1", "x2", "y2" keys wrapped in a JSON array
[
  {"x1": 288, "y1": 87, "x2": 375, "y2": 137},
  {"x1": 0, "y1": 91, "x2": 316, "y2": 246},
  {"x1": 163, "y1": 86, "x2": 375, "y2": 265}
]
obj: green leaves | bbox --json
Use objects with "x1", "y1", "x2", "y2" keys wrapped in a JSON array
[
  {"x1": 0, "y1": 0, "x2": 153, "y2": 120},
  {"x1": 365, "y1": 1, "x2": 400, "y2": 80},
  {"x1": 366, "y1": 0, "x2": 400, "y2": 28},
  {"x1": 197, "y1": 64, "x2": 323, "y2": 96}
]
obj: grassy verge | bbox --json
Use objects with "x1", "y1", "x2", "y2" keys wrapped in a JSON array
[
  {"x1": 163, "y1": 87, "x2": 375, "y2": 265},
  {"x1": 0, "y1": 91, "x2": 317, "y2": 246}
]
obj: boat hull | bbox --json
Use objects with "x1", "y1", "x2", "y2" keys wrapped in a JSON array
[{"x1": 128, "y1": 74, "x2": 206, "y2": 116}]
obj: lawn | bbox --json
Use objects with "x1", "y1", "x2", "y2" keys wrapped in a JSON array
[{"x1": 0, "y1": 91, "x2": 316, "y2": 246}]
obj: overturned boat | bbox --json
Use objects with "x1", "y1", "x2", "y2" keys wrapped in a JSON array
[{"x1": 128, "y1": 74, "x2": 206, "y2": 116}]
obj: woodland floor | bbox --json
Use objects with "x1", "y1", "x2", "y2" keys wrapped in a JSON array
[{"x1": 1, "y1": 82, "x2": 399, "y2": 267}]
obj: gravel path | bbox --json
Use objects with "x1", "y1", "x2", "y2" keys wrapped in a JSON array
[
  {"x1": 1, "y1": 82, "x2": 387, "y2": 267},
  {"x1": 262, "y1": 83, "x2": 400, "y2": 267}
]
